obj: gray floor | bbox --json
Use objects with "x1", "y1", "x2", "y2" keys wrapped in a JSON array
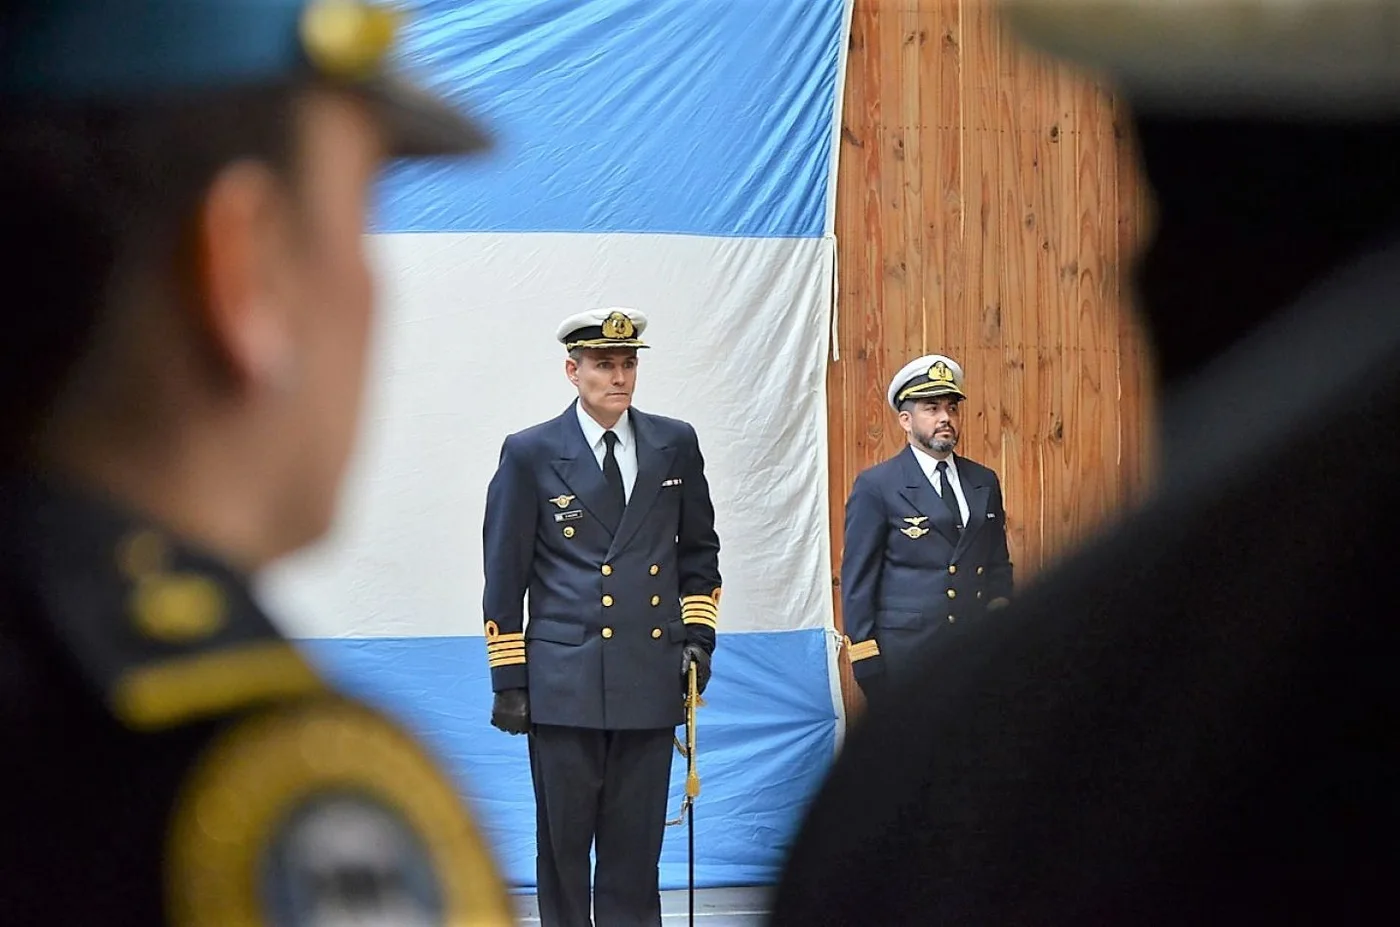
[{"x1": 513, "y1": 886, "x2": 771, "y2": 925}]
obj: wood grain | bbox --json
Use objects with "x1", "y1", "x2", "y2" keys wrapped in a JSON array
[{"x1": 830, "y1": 0, "x2": 1156, "y2": 721}]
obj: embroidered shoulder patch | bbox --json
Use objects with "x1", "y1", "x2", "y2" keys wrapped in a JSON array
[{"x1": 164, "y1": 698, "x2": 514, "y2": 926}]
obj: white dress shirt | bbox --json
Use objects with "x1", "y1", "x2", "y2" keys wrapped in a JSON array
[
  {"x1": 910, "y1": 445, "x2": 970, "y2": 525},
  {"x1": 576, "y1": 402, "x2": 638, "y2": 501}
]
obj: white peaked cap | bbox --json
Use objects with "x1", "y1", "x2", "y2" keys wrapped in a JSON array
[
  {"x1": 886, "y1": 354, "x2": 966, "y2": 410},
  {"x1": 556, "y1": 307, "x2": 651, "y2": 350}
]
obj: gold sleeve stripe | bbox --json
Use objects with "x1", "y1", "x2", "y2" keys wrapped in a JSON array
[
  {"x1": 485, "y1": 631, "x2": 524, "y2": 644},
  {"x1": 486, "y1": 638, "x2": 526, "y2": 649},
  {"x1": 486, "y1": 643, "x2": 526, "y2": 657},
  {"x1": 846, "y1": 638, "x2": 881, "y2": 662},
  {"x1": 681, "y1": 594, "x2": 719, "y2": 606},
  {"x1": 487, "y1": 653, "x2": 527, "y2": 668},
  {"x1": 683, "y1": 615, "x2": 718, "y2": 630},
  {"x1": 681, "y1": 600, "x2": 719, "y2": 614}
]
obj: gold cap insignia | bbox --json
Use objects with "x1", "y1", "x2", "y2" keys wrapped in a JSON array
[
  {"x1": 602, "y1": 311, "x2": 636, "y2": 340},
  {"x1": 929, "y1": 360, "x2": 955, "y2": 384},
  {"x1": 300, "y1": 0, "x2": 402, "y2": 81}
]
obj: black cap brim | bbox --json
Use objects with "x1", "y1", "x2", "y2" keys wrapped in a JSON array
[
  {"x1": 359, "y1": 73, "x2": 492, "y2": 158},
  {"x1": 902, "y1": 385, "x2": 966, "y2": 402}
]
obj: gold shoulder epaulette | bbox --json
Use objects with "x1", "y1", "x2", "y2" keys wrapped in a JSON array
[{"x1": 110, "y1": 528, "x2": 326, "y2": 731}]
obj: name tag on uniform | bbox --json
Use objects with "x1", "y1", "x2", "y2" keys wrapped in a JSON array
[
  {"x1": 554, "y1": 510, "x2": 584, "y2": 522},
  {"x1": 661, "y1": 478, "x2": 683, "y2": 487}
]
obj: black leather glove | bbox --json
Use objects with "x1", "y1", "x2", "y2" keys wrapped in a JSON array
[
  {"x1": 681, "y1": 643, "x2": 711, "y2": 696},
  {"x1": 490, "y1": 688, "x2": 530, "y2": 735}
]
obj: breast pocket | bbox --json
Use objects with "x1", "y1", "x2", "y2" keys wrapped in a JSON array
[
  {"x1": 875, "y1": 609, "x2": 923, "y2": 632},
  {"x1": 650, "y1": 483, "x2": 683, "y2": 528},
  {"x1": 543, "y1": 505, "x2": 590, "y2": 542},
  {"x1": 891, "y1": 520, "x2": 933, "y2": 541},
  {"x1": 527, "y1": 619, "x2": 585, "y2": 646},
  {"x1": 886, "y1": 518, "x2": 934, "y2": 567}
]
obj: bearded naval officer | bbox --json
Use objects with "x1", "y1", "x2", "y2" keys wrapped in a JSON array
[
  {"x1": 840, "y1": 354, "x2": 1013, "y2": 698},
  {"x1": 0, "y1": 0, "x2": 514, "y2": 924},
  {"x1": 481, "y1": 307, "x2": 723, "y2": 927}
]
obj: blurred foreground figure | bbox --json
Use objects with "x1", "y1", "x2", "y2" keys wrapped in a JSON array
[
  {"x1": 772, "y1": 1, "x2": 1400, "y2": 923},
  {"x1": 0, "y1": 1, "x2": 514, "y2": 924}
]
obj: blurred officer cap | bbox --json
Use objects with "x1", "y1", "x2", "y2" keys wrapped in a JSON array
[
  {"x1": 0, "y1": 0, "x2": 490, "y2": 156},
  {"x1": 1001, "y1": 0, "x2": 1400, "y2": 117}
]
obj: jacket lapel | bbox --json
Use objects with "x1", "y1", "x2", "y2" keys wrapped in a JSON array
[
  {"x1": 955, "y1": 457, "x2": 991, "y2": 554},
  {"x1": 609, "y1": 410, "x2": 675, "y2": 557},
  {"x1": 549, "y1": 403, "x2": 615, "y2": 533},
  {"x1": 896, "y1": 447, "x2": 960, "y2": 545}
]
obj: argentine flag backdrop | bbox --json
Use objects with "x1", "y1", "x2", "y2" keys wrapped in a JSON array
[{"x1": 261, "y1": 0, "x2": 855, "y2": 889}]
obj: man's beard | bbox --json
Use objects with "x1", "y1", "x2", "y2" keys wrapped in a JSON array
[{"x1": 914, "y1": 427, "x2": 957, "y2": 455}]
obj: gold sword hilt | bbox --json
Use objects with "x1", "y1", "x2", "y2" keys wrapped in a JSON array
[
  {"x1": 666, "y1": 658, "x2": 704, "y2": 824},
  {"x1": 685, "y1": 660, "x2": 701, "y2": 799}
]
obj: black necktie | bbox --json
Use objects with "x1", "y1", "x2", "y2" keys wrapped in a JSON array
[
  {"x1": 602, "y1": 430, "x2": 626, "y2": 531},
  {"x1": 936, "y1": 460, "x2": 962, "y2": 530}
]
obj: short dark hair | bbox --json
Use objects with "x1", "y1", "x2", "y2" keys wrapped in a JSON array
[
  {"x1": 899, "y1": 395, "x2": 960, "y2": 414},
  {"x1": 567, "y1": 347, "x2": 638, "y2": 363},
  {"x1": 0, "y1": 80, "x2": 311, "y2": 460}
]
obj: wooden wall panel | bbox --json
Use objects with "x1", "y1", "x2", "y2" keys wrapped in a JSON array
[{"x1": 829, "y1": 0, "x2": 1157, "y2": 718}]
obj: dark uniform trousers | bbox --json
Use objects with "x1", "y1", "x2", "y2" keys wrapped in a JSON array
[
  {"x1": 0, "y1": 469, "x2": 509, "y2": 925},
  {"x1": 529, "y1": 726, "x2": 676, "y2": 925},
  {"x1": 840, "y1": 447, "x2": 1013, "y2": 690},
  {"x1": 482, "y1": 402, "x2": 722, "y2": 927}
]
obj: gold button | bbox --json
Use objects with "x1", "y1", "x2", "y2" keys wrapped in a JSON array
[
  {"x1": 977, "y1": 566, "x2": 984, "y2": 575},
  {"x1": 651, "y1": 595, "x2": 661, "y2": 606},
  {"x1": 649, "y1": 564, "x2": 660, "y2": 575},
  {"x1": 651, "y1": 627, "x2": 663, "y2": 639},
  {"x1": 602, "y1": 627, "x2": 614, "y2": 639},
  {"x1": 948, "y1": 615, "x2": 957, "y2": 623},
  {"x1": 946, "y1": 589, "x2": 956, "y2": 599},
  {"x1": 602, "y1": 595, "x2": 614, "y2": 607},
  {"x1": 948, "y1": 565, "x2": 957, "y2": 575},
  {"x1": 563, "y1": 526, "x2": 575, "y2": 538},
  {"x1": 601, "y1": 564, "x2": 613, "y2": 576}
]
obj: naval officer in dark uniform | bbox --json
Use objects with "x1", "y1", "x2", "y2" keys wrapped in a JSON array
[
  {"x1": 1, "y1": 2, "x2": 514, "y2": 924},
  {"x1": 482, "y1": 307, "x2": 723, "y2": 927},
  {"x1": 840, "y1": 354, "x2": 1013, "y2": 698}
]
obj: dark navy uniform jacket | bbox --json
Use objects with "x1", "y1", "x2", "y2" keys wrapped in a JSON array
[
  {"x1": 840, "y1": 446, "x2": 1013, "y2": 683},
  {"x1": 482, "y1": 402, "x2": 722, "y2": 730},
  {"x1": 0, "y1": 470, "x2": 510, "y2": 925}
]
